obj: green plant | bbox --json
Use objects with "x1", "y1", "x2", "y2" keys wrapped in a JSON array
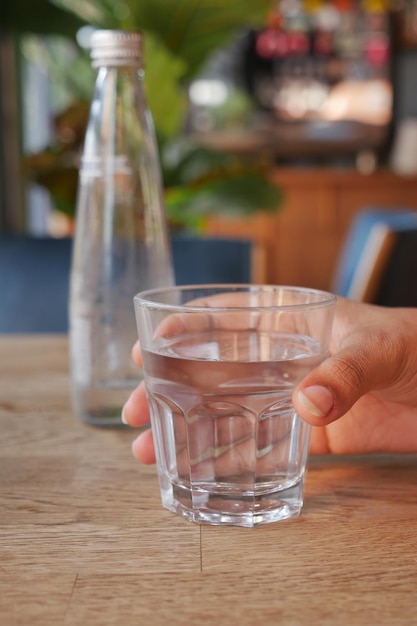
[{"x1": 9, "y1": 0, "x2": 283, "y2": 230}]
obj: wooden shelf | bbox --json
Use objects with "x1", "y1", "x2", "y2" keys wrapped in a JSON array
[{"x1": 205, "y1": 168, "x2": 417, "y2": 290}]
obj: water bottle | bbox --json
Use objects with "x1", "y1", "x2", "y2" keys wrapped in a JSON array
[{"x1": 69, "y1": 30, "x2": 174, "y2": 427}]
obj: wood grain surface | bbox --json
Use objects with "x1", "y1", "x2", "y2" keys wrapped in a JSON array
[{"x1": 1, "y1": 335, "x2": 417, "y2": 626}]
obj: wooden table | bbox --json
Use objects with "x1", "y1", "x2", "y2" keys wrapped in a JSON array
[{"x1": 1, "y1": 335, "x2": 417, "y2": 626}]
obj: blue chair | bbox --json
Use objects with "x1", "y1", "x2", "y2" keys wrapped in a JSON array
[
  {"x1": 172, "y1": 234, "x2": 252, "y2": 285},
  {"x1": 0, "y1": 234, "x2": 253, "y2": 333},
  {"x1": 332, "y1": 207, "x2": 417, "y2": 306},
  {"x1": 0, "y1": 236, "x2": 72, "y2": 333},
  {"x1": 374, "y1": 226, "x2": 417, "y2": 306}
]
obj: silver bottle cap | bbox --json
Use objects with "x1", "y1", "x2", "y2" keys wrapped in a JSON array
[{"x1": 90, "y1": 30, "x2": 143, "y2": 68}]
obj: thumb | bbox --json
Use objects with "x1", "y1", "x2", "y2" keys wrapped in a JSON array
[
  {"x1": 131, "y1": 340, "x2": 143, "y2": 366},
  {"x1": 292, "y1": 337, "x2": 398, "y2": 426}
]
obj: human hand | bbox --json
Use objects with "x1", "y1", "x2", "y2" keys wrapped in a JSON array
[
  {"x1": 293, "y1": 298, "x2": 417, "y2": 454},
  {"x1": 123, "y1": 298, "x2": 417, "y2": 461}
]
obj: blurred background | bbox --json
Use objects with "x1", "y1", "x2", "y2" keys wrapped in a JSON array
[{"x1": 2, "y1": 0, "x2": 417, "y2": 290}]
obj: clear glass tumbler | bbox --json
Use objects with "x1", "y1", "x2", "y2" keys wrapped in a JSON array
[{"x1": 134, "y1": 285, "x2": 336, "y2": 527}]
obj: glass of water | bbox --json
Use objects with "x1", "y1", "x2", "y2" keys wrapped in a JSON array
[{"x1": 134, "y1": 285, "x2": 336, "y2": 527}]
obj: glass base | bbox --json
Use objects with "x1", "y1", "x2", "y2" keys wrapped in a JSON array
[
  {"x1": 72, "y1": 380, "x2": 139, "y2": 428},
  {"x1": 160, "y1": 477, "x2": 305, "y2": 528},
  {"x1": 78, "y1": 408, "x2": 129, "y2": 428}
]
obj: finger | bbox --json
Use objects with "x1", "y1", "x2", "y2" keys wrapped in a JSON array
[
  {"x1": 308, "y1": 425, "x2": 330, "y2": 455},
  {"x1": 292, "y1": 332, "x2": 402, "y2": 426},
  {"x1": 122, "y1": 382, "x2": 150, "y2": 428},
  {"x1": 131, "y1": 340, "x2": 142, "y2": 366},
  {"x1": 132, "y1": 428, "x2": 156, "y2": 464}
]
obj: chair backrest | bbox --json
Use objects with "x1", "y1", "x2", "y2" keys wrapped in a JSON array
[
  {"x1": 0, "y1": 236, "x2": 72, "y2": 333},
  {"x1": 332, "y1": 207, "x2": 417, "y2": 306},
  {"x1": 171, "y1": 234, "x2": 253, "y2": 286},
  {"x1": 374, "y1": 227, "x2": 417, "y2": 307},
  {"x1": 0, "y1": 234, "x2": 254, "y2": 333}
]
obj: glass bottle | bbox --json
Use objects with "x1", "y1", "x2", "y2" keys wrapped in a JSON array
[{"x1": 69, "y1": 30, "x2": 174, "y2": 427}]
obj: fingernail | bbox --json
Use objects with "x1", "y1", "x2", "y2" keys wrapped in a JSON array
[
  {"x1": 121, "y1": 406, "x2": 128, "y2": 425},
  {"x1": 297, "y1": 386, "x2": 334, "y2": 418}
]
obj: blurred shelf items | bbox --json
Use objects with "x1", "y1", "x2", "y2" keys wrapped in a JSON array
[{"x1": 190, "y1": 0, "x2": 396, "y2": 164}]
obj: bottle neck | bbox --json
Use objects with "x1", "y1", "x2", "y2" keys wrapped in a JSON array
[
  {"x1": 93, "y1": 65, "x2": 146, "y2": 111},
  {"x1": 83, "y1": 63, "x2": 150, "y2": 162},
  {"x1": 95, "y1": 64, "x2": 144, "y2": 81}
]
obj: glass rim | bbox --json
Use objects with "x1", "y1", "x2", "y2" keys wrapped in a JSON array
[{"x1": 134, "y1": 284, "x2": 337, "y2": 313}]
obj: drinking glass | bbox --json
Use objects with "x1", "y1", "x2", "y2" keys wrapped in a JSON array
[{"x1": 134, "y1": 285, "x2": 336, "y2": 527}]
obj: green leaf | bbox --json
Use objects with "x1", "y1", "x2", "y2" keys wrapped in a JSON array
[
  {"x1": 2, "y1": 0, "x2": 86, "y2": 36},
  {"x1": 50, "y1": 0, "x2": 272, "y2": 77},
  {"x1": 142, "y1": 33, "x2": 187, "y2": 138},
  {"x1": 126, "y1": 0, "x2": 272, "y2": 77},
  {"x1": 51, "y1": 0, "x2": 113, "y2": 27},
  {"x1": 161, "y1": 139, "x2": 234, "y2": 187},
  {"x1": 165, "y1": 172, "x2": 283, "y2": 231},
  {"x1": 22, "y1": 0, "x2": 273, "y2": 139}
]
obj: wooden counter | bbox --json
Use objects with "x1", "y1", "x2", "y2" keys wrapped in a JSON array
[
  {"x1": 1, "y1": 335, "x2": 417, "y2": 625},
  {"x1": 206, "y1": 167, "x2": 417, "y2": 290}
]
